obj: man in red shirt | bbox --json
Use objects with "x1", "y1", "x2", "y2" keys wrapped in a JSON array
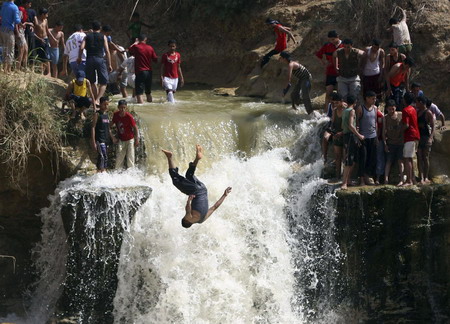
[
  {"x1": 129, "y1": 34, "x2": 157, "y2": 103},
  {"x1": 112, "y1": 100, "x2": 139, "y2": 169},
  {"x1": 315, "y1": 30, "x2": 343, "y2": 113},
  {"x1": 160, "y1": 39, "x2": 184, "y2": 103},
  {"x1": 401, "y1": 92, "x2": 420, "y2": 186},
  {"x1": 260, "y1": 18, "x2": 296, "y2": 68}
]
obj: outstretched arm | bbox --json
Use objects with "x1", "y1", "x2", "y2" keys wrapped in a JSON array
[{"x1": 204, "y1": 187, "x2": 232, "y2": 221}]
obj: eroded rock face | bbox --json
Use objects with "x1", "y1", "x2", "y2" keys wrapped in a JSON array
[{"x1": 335, "y1": 185, "x2": 450, "y2": 322}]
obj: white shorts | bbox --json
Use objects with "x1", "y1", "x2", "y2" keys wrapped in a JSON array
[
  {"x1": 162, "y1": 77, "x2": 178, "y2": 91},
  {"x1": 127, "y1": 73, "x2": 135, "y2": 89},
  {"x1": 403, "y1": 141, "x2": 417, "y2": 158}
]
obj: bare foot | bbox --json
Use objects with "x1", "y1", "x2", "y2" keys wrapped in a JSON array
[
  {"x1": 340, "y1": 183, "x2": 348, "y2": 190},
  {"x1": 162, "y1": 149, "x2": 172, "y2": 158},
  {"x1": 396, "y1": 181, "x2": 404, "y2": 187},
  {"x1": 423, "y1": 179, "x2": 431, "y2": 185},
  {"x1": 402, "y1": 182, "x2": 413, "y2": 187},
  {"x1": 196, "y1": 144, "x2": 203, "y2": 160}
]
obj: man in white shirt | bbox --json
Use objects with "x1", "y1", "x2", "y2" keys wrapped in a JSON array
[
  {"x1": 116, "y1": 55, "x2": 135, "y2": 98},
  {"x1": 61, "y1": 24, "x2": 86, "y2": 77},
  {"x1": 388, "y1": 7, "x2": 412, "y2": 55}
]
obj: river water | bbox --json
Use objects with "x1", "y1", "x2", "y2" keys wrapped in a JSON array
[{"x1": 17, "y1": 89, "x2": 344, "y2": 323}]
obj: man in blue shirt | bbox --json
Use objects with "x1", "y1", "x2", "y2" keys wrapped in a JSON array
[{"x1": 0, "y1": 0, "x2": 21, "y2": 73}]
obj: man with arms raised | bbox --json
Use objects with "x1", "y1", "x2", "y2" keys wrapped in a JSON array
[{"x1": 162, "y1": 145, "x2": 232, "y2": 228}]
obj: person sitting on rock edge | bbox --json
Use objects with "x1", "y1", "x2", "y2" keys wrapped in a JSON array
[{"x1": 162, "y1": 144, "x2": 232, "y2": 228}]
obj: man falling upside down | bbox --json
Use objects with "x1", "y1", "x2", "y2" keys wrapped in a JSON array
[{"x1": 162, "y1": 145, "x2": 232, "y2": 228}]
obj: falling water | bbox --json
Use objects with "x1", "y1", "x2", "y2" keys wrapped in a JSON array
[{"x1": 26, "y1": 90, "x2": 344, "y2": 323}]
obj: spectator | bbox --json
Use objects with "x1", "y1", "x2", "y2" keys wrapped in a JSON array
[
  {"x1": 341, "y1": 95, "x2": 365, "y2": 190},
  {"x1": 384, "y1": 42, "x2": 406, "y2": 77},
  {"x1": 415, "y1": 96, "x2": 434, "y2": 184},
  {"x1": 78, "y1": 21, "x2": 112, "y2": 104},
  {"x1": 91, "y1": 97, "x2": 117, "y2": 172},
  {"x1": 388, "y1": 6, "x2": 412, "y2": 55},
  {"x1": 260, "y1": 18, "x2": 296, "y2": 68},
  {"x1": 375, "y1": 104, "x2": 385, "y2": 184},
  {"x1": 330, "y1": 93, "x2": 345, "y2": 179},
  {"x1": 333, "y1": 39, "x2": 364, "y2": 100},
  {"x1": 400, "y1": 92, "x2": 420, "y2": 186},
  {"x1": 383, "y1": 99, "x2": 404, "y2": 185},
  {"x1": 23, "y1": 0, "x2": 36, "y2": 56},
  {"x1": 116, "y1": 55, "x2": 136, "y2": 98},
  {"x1": 426, "y1": 98, "x2": 446, "y2": 131},
  {"x1": 161, "y1": 39, "x2": 184, "y2": 103},
  {"x1": 33, "y1": 7, "x2": 53, "y2": 76},
  {"x1": 112, "y1": 100, "x2": 139, "y2": 169},
  {"x1": 315, "y1": 30, "x2": 343, "y2": 113},
  {"x1": 386, "y1": 56, "x2": 414, "y2": 110},
  {"x1": 322, "y1": 91, "x2": 341, "y2": 164},
  {"x1": 361, "y1": 39, "x2": 385, "y2": 99},
  {"x1": 355, "y1": 91, "x2": 378, "y2": 185},
  {"x1": 48, "y1": 21, "x2": 65, "y2": 78},
  {"x1": 61, "y1": 24, "x2": 86, "y2": 77},
  {"x1": 65, "y1": 70, "x2": 95, "y2": 119},
  {"x1": 129, "y1": 33, "x2": 157, "y2": 103},
  {"x1": 0, "y1": 0, "x2": 21, "y2": 73},
  {"x1": 16, "y1": 1, "x2": 31, "y2": 70}
]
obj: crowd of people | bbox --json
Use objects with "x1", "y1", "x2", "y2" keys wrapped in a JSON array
[{"x1": 1, "y1": 1, "x2": 447, "y2": 181}]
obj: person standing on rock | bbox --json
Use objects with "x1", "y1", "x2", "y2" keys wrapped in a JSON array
[
  {"x1": 400, "y1": 92, "x2": 420, "y2": 187},
  {"x1": 129, "y1": 34, "x2": 158, "y2": 103},
  {"x1": 388, "y1": 6, "x2": 412, "y2": 55},
  {"x1": 415, "y1": 96, "x2": 434, "y2": 184},
  {"x1": 91, "y1": 97, "x2": 117, "y2": 172},
  {"x1": 260, "y1": 18, "x2": 296, "y2": 68},
  {"x1": 162, "y1": 145, "x2": 232, "y2": 228},
  {"x1": 386, "y1": 56, "x2": 414, "y2": 110},
  {"x1": 112, "y1": 100, "x2": 139, "y2": 169},
  {"x1": 383, "y1": 100, "x2": 404, "y2": 185},
  {"x1": 361, "y1": 39, "x2": 385, "y2": 99},
  {"x1": 61, "y1": 24, "x2": 86, "y2": 77},
  {"x1": 161, "y1": 39, "x2": 184, "y2": 103},
  {"x1": 0, "y1": 0, "x2": 21, "y2": 74},
  {"x1": 48, "y1": 21, "x2": 65, "y2": 78},
  {"x1": 315, "y1": 30, "x2": 344, "y2": 113},
  {"x1": 279, "y1": 51, "x2": 313, "y2": 113},
  {"x1": 333, "y1": 39, "x2": 364, "y2": 102},
  {"x1": 341, "y1": 95, "x2": 365, "y2": 190}
]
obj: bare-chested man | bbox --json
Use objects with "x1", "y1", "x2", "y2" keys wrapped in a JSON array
[
  {"x1": 162, "y1": 145, "x2": 232, "y2": 228},
  {"x1": 33, "y1": 8, "x2": 56, "y2": 75},
  {"x1": 48, "y1": 21, "x2": 65, "y2": 78}
]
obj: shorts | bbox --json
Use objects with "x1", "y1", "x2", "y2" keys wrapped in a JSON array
[
  {"x1": 69, "y1": 94, "x2": 91, "y2": 108},
  {"x1": 418, "y1": 136, "x2": 432, "y2": 151},
  {"x1": 70, "y1": 61, "x2": 86, "y2": 76},
  {"x1": 0, "y1": 29, "x2": 15, "y2": 64},
  {"x1": 333, "y1": 134, "x2": 344, "y2": 147},
  {"x1": 403, "y1": 141, "x2": 417, "y2": 158},
  {"x1": 343, "y1": 133, "x2": 360, "y2": 166},
  {"x1": 386, "y1": 144, "x2": 404, "y2": 162},
  {"x1": 362, "y1": 74, "x2": 381, "y2": 96},
  {"x1": 48, "y1": 47, "x2": 59, "y2": 65},
  {"x1": 86, "y1": 56, "x2": 108, "y2": 85},
  {"x1": 108, "y1": 71, "x2": 127, "y2": 88},
  {"x1": 162, "y1": 77, "x2": 179, "y2": 91},
  {"x1": 15, "y1": 29, "x2": 26, "y2": 47},
  {"x1": 135, "y1": 70, "x2": 153, "y2": 95},
  {"x1": 325, "y1": 75, "x2": 337, "y2": 86},
  {"x1": 34, "y1": 37, "x2": 50, "y2": 62},
  {"x1": 127, "y1": 73, "x2": 135, "y2": 88}
]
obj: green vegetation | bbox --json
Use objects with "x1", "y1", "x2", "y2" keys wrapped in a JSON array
[{"x1": 0, "y1": 73, "x2": 64, "y2": 189}]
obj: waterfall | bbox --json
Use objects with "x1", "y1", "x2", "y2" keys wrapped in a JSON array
[{"x1": 26, "y1": 96, "x2": 345, "y2": 323}]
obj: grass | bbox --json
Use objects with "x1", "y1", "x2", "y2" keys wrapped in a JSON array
[{"x1": 0, "y1": 72, "x2": 64, "y2": 190}]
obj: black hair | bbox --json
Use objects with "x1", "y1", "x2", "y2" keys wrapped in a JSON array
[
  {"x1": 118, "y1": 99, "x2": 127, "y2": 106},
  {"x1": 38, "y1": 8, "x2": 48, "y2": 15},
  {"x1": 73, "y1": 24, "x2": 83, "y2": 32},
  {"x1": 279, "y1": 51, "x2": 291, "y2": 62},
  {"x1": 411, "y1": 82, "x2": 421, "y2": 88},
  {"x1": 92, "y1": 21, "x2": 101, "y2": 31},
  {"x1": 425, "y1": 98, "x2": 433, "y2": 108},
  {"x1": 404, "y1": 57, "x2": 415, "y2": 67},
  {"x1": 102, "y1": 25, "x2": 112, "y2": 32},
  {"x1": 342, "y1": 38, "x2": 353, "y2": 45},
  {"x1": 386, "y1": 99, "x2": 396, "y2": 107},
  {"x1": 346, "y1": 95, "x2": 356, "y2": 105},
  {"x1": 22, "y1": 0, "x2": 32, "y2": 4},
  {"x1": 181, "y1": 218, "x2": 193, "y2": 228},
  {"x1": 327, "y1": 30, "x2": 338, "y2": 38},
  {"x1": 138, "y1": 34, "x2": 147, "y2": 41},
  {"x1": 265, "y1": 17, "x2": 280, "y2": 25},
  {"x1": 55, "y1": 21, "x2": 64, "y2": 27},
  {"x1": 403, "y1": 92, "x2": 415, "y2": 105},
  {"x1": 372, "y1": 39, "x2": 380, "y2": 46},
  {"x1": 415, "y1": 95, "x2": 427, "y2": 105},
  {"x1": 99, "y1": 96, "x2": 109, "y2": 104},
  {"x1": 364, "y1": 90, "x2": 377, "y2": 99},
  {"x1": 388, "y1": 41, "x2": 399, "y2": 49},
  {"x1": 132, "y1": 12, "x2": 140, "y2": 18},
  {"x1": 168, "y1": 39, "x2": 177, "y2": 45},
  {"x1": 330, "y1": 92, "x2": 342, "y2": 101},
  {"x1": 389, "y1": 17, "x2": 398, "y2": 25}
]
